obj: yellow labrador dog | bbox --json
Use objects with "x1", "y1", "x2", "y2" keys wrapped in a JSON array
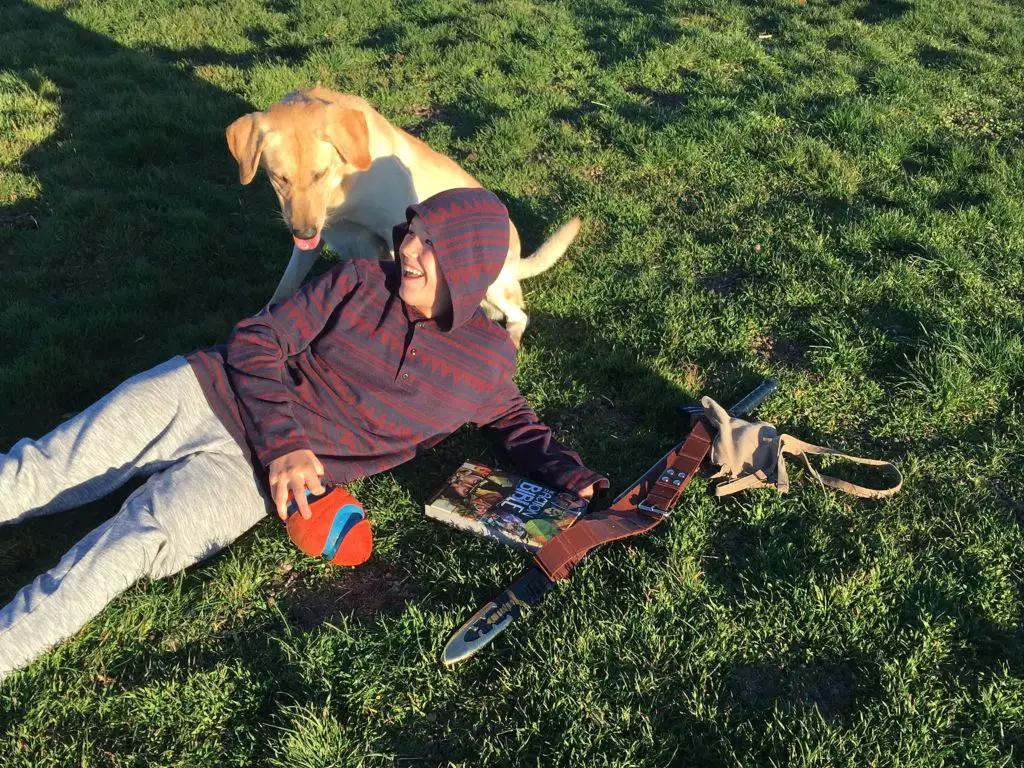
[{"x1": 226, "y1": 87, "x2": 581, "y2": 345}]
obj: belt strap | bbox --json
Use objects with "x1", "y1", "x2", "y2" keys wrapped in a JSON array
[
  {"x1": 534, "y1": 422, "x2": 713, "y2": 582},
  {"x1": 639, "y1": 425, "x2": 715, "y2": 515}
]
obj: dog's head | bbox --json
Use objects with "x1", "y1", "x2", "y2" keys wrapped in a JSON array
[{"x1": 226, "y1": 93, "x2": 372, "y2": 251}]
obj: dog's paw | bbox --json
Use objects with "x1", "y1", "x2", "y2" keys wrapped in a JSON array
[{"x1": 507, "y1": 326, "x2": 525, "y2": 349}]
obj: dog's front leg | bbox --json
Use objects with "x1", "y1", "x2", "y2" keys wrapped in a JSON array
[
  {"x1": 268, "y1": 243, "x2": 323, "y2": 306},
  {"x1": 321, "y1": 221, "x2": 394, "y2": 263}
]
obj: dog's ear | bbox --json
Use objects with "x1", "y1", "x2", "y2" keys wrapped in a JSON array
[
  {"x1": 323, "y1": 108, "x2": 371, "y2": 171},
  {"x1": 225, "y1": 113, "x2": 265, "y2": 185}
]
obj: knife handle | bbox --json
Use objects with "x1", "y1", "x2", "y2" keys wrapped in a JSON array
[{"x1": 727, "y1": 377, "x2": 779, "y2": 418}]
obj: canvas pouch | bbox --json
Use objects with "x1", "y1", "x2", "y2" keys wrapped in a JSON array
[{"x1": 700, "y1": 397, "x2": 903, "y2": 499}]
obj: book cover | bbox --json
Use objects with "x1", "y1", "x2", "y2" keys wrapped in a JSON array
[{"x1": 424, "y1": 462, "x2": 588, "y2": 551}]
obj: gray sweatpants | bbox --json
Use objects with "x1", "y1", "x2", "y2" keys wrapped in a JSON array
[{"x1": 0, "y1": 356, "x2": 270, "y2": 680}]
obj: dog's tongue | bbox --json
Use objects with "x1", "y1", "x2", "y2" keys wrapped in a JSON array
[{"x1": 293, "y1": 233, "x2": 321, "y2": 251}]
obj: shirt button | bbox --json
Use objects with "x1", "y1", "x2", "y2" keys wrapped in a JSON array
[
  {"x1": 410, "y1": 349, "x2": 417, "y2": 356},
  {"x1": 402, "y1": 373, "x2": 409, "y2": 379}
]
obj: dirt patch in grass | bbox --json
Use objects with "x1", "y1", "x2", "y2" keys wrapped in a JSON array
[
  {"x1": 624, "y1": 83, "x2": 688, "y2": 111},
  {"x1": 698, "y1": 272, "x2": 743, "y2": 296},
  {"x1": 854, "y1": 0, "x2": 912, "y2": 25},
  {"x1": 277, "y1": 560, "x2": 416, "y2": 630},
  {"x1": 0, "y1": 212, "x2": 39, "y2": 230},
  {"x1": 727, "y1": 657, "x2": 867, "y2": 721},
  {"x1": 989, "y1": 477, "x2": 1024, "y2": 527},
  {"x1": 551, "y1": 397, "x2": 642, "y2": 442},
  {"x1": 753, "y1": 333, "x2": 806, "y2": 366}
]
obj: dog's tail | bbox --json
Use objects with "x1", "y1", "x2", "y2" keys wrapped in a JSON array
[{"x1": 517, "y1": 217, "x2": 583, "y2": 280}]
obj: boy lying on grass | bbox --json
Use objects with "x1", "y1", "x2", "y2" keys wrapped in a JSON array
[{"x1": 0, "y1": 188, "x2": 605, "y2": 680}]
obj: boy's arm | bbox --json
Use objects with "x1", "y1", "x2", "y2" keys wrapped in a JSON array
[
  {"x1": 474, "y1": 380, "x2": 608, "y2": 495},
  {"x1": 225, "y1": 262, "x2": 361, "y2": 467}
]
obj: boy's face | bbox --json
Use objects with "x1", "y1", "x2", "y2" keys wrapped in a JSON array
[{"x1": 398, "y1": 216, "x2": 451, "y2": 318}]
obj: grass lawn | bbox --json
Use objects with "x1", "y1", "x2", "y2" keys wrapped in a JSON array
[{"x1": 2, "y1": 0, "x2": 1023, "y2": 764}]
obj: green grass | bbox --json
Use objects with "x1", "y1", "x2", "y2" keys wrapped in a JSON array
[{"x1": 2, "y1": 0, "x2": 1024, "y2": 764}]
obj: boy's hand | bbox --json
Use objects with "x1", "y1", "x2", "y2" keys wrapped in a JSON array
[{"x1": 268, "y1": 449, "x2": 325, "y2": 521}]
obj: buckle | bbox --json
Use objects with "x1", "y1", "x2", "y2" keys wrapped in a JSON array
[{"x1": 638, "y1": 500, "x2": 670, "y2": 517}]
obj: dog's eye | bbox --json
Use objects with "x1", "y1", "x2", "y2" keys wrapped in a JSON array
[
  {"x1": 312, "y1": 169, "x2": 326, "y2": 181},
  {"x1": 276, "y1": 175, "x2": 290, "y2": 186}
]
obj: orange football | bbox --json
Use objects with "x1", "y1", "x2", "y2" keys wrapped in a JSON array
[{"x1": 285, "y1": 486, "x2": 373, "y2": 566}]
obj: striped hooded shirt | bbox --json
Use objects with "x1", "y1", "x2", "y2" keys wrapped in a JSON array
[{"x1": 187, "y1": 188, "x2": 607, "y2": 495}]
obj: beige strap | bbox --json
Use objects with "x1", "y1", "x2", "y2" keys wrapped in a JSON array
[
  {"x1": 777, "y1": 435, "x2": 903, "y2": 499},
  {"x1": 713, "y1": 470, "x2": 771, "y2": 497}
]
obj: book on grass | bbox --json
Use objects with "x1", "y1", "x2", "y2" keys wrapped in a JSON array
[{"x1": 424, "y1": 461, "x2": 588, "y2": 552}]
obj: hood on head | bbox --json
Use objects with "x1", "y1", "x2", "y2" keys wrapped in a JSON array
[{"x1": 392, "y1": 188, "x2": 510, "y2": 330}]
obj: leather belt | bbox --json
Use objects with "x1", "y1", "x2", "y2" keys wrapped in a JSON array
[{"x1": 534, "y1": 421, "x2": 713, "y2": 581}]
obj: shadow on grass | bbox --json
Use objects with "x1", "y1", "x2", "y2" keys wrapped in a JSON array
[
  {"x1": 0, "y1": 0, "x2": 314, "y2": 643},
  {"x1": 894, "y1": 555, "x2": 1024, "y2": 756},
  {"x1": 144, "y1": 37, "x2": 325, "y2": 70},
  {"x1": 917, "y1": 44, "x2": 981, "y2": 72},
  {"x1": 0, "y1": 485, "x2": 142, "y2": 605},
  {"x1": 702, "y1": 506, "x2": 867, "y2": 602},
  {"x1": 0, "y1": 0, "x2": 341, "y2": 590},
  {"x1": 0, "y1": 2, "x2": 312, "y2": 416},
  {"x1": 853, "y1": 0, "x2": 913, "y2": 25},
  {"x1": 358, "y1": 12, "x2": 465, "y2": 58},
  {"x1": 899, "y1": 566, "x2": 1024, "y2": 680},
  {"x1": 564, "y1": 0, "x2": 682, "y2": 70},
  {"x1": 724, "y1": 651, "x2": 880, "y2": 723},
  {"x1": 404, "y1": 93, "x2": 512, "y2": 147}
]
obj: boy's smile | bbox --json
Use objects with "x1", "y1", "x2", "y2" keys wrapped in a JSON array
[{"x1": 398, "y1": 216, "x2": 451, "y2": 319}]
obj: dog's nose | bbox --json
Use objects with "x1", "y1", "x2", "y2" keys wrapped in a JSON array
[{"x1": 292, "y1": 226, "x2": 318, "y2": 239}]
